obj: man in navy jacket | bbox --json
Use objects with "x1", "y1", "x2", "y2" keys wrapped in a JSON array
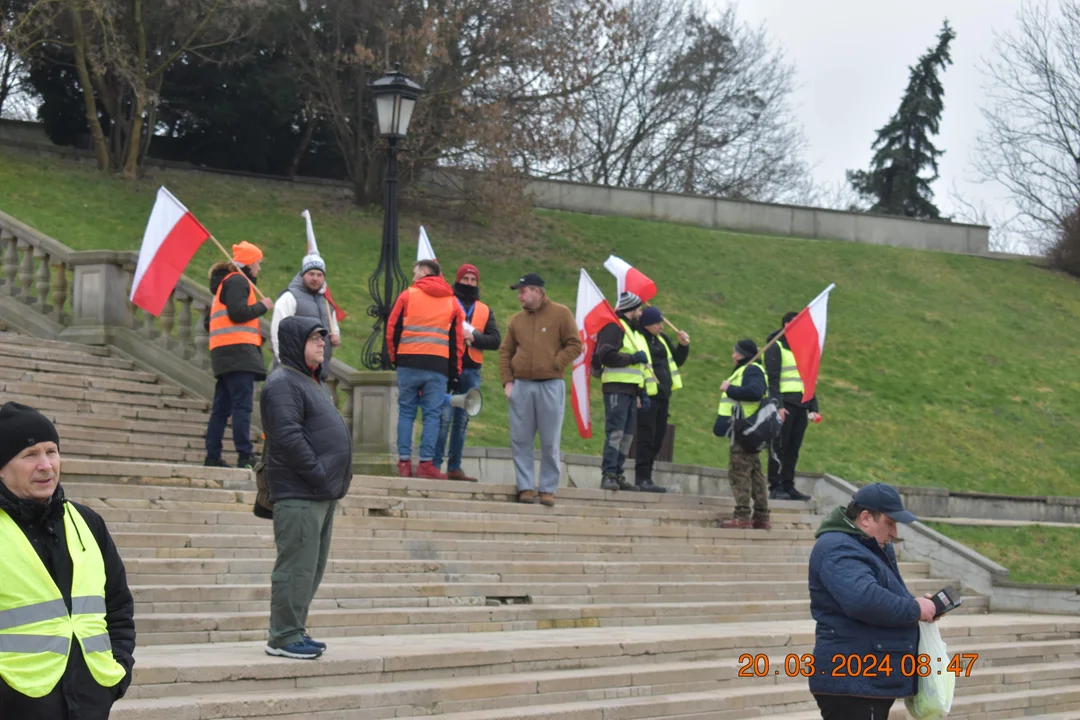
[{"x1": 808, "y1": 483, "x2": 937, "y2": 719}]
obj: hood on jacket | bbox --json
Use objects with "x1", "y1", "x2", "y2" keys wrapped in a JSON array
[
  {"x1": 278, "y1": 315, "x2": 327, "y2": 375},
  {"x1": 209, "y1": 262, "x2": 258, "y2": 295},
  {"x1": 814, "y1": 505, "x2": 868, "y2": 539},
  {"x1": 414, "y1": 274, "x2": 454, "y2": 298}
]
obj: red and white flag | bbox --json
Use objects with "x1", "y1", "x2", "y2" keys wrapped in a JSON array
[
  {"x1": 784, "y1": 283, "x2": 836, "y2": 403},
  {"x1": 572, "y1": 269, "x2": 620, "y2": 438},
  {"x1": 603, "y1": 255, "x2": 657, "y2": 302},
  {"x1": 417, "y1": 226, "x2": 437, "y2": 262},
  {"x1": 130, "y1": 187, "x2": 211, "y2": 316}
]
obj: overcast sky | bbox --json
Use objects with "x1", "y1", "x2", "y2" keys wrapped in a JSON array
[{"x1": 732, "y1": 0, "x2": 1023, "y2": 226}]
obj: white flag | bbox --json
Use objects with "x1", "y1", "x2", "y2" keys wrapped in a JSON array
[
  {"x1": 418, "y1": 226, "x2": 437, "y2": 262},
  {"x1": 571, "y1": 269, "x2": 620, "y2": 439},
  {"x1": 301, "y1": 209, "x2": 320, "y2": 256}
]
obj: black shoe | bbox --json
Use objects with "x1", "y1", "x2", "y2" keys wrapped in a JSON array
[
  {"x1": 600, "y1": 473, "x2": 620, "y2": 491},
  {"x1": 784, "y1": 487, "x2": 811, "y2": 501},
  {"x1": 236, "y1": 454, "x2": 257, "y2": 470},
  {"x1": 204, "y1": 457, "x2": 230, "y2": 468},
  {"x1": 769, "y1": 488, "x2": 785, "y2": 500},
  {"x1": 616, "y1": 475, "x2": 640, "y2": 492},
  {"x1": 636, "y1": 480, "x2": 667, "y2": 493}
]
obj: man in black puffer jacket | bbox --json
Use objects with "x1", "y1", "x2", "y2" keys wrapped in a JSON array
[
  {"x1": 0, "y1": 402, "x2": 135, "y2": 720},
  {"x1": 259, "y1": 315, "x2": 352, "y2": 660}
]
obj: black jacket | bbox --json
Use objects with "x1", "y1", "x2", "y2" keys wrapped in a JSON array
[
  {"x1": 596, "y1": 314, "x2": 643, "y2": 396},
  {"x1": 459, "y1": 296, "x2": 501, "y2": 371},
  {"x1": 764, "y1": 329, "x2": 819, "y2": 412},
  {"x1": 208, "y1": 263, "x2": 268, "y2": 379},
  {"x1": 712, "y1": 358, "x2": 766, "y2": 438},
  {"x1": 260, "y1": 315, "x2": 353, "y2": 502},
  {"x1": 643, "y1": 331, "x2": 689, "y2": 400},
  {"x1": 0, "y1": 484, "x2": 136, "y2": 720}
]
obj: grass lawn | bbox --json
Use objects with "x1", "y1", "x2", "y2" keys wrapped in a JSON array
[
  {"x1": 925, "y1": 522, "x2": 1080, "y2": 586},
  {"x1": 3, "y1": 150, "x2": 1080, "y2": 497}
]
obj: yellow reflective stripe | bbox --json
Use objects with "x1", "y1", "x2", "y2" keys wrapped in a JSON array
[
  {"x1": 403, "y1": 325, "x2": 450, "y2": 336},
  {"x1": 400, "y1": 337, "x2": 449, "y2": 347},
  {"x1": 81, "y1": 633, "x2": 112, "y2": 654},
  {"x1": 209, "y1": 326, "x2": 261, "y2": 337},
  {"x1": 0, "y1": 634, "x2": 70, "y2": 655},
  {"x1": 0, "y1": 598, "x2": 69, "y2": 631}
]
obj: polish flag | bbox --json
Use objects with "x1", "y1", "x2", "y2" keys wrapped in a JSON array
[
  {"x1": 572, "y1": 269, "x2": 621, "y2": 438},
  {"x1": 417, "y1": 226, "x2": 437, "y2": 262},
  {"x1": 130, "y1": 188, "x2": 211, "y2": 316},
  {"x1": 603, "y1": 255, "x2": 657, "y2": 302},
  {"x1": 784, "y1": 283, "x2": 836, "y2": 404}
]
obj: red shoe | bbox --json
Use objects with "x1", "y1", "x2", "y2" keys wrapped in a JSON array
[
  {"x1": 752, "y1": 519, "x2": 772, "y2": 530},
  {"x1": 719, "y1": 517, "x2": 752, "y2": 529},
  {"x1": 415, "y1": 461, "x2": 447, "y2": 480},
  {"x1": 397, "y1": 460, "x2": 413, "y2": 478}
]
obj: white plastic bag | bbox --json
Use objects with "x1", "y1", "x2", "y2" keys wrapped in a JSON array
[{"x1": 904, "y1": 621, "x2": 956, "y2": 719}]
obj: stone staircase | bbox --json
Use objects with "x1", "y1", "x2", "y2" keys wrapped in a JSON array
[
  {"x1": 0, "y1": 329, "x2": 258, "y2": 466},
  {"x1": 5, "y1": 320, "x2": 1080, "y2": 719}
]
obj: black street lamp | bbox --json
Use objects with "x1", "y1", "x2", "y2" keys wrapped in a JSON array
[{"x1": 361, "y1": 63, "x2": 424, "y2": 371}]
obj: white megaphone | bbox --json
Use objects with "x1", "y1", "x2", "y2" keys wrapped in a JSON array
[{"x1": 444, "y1": 387, "x2": 483, "y2": 417}]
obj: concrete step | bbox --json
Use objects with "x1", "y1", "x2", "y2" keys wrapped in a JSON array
[
  {"x1": 1, "y1": 390, "x2": 210, "y2": 424},
  {"x1": 109, "y1": 615, "x2": 1080, "y2": 710},
  {"x1": 0, "y1": 339, "x2": 135, "y2": 369},
  {"x1": 54, "y1": 411, "x2": 258, "y2": 441},
  {"x1": 0, "y1": 351, "x2": 160, "y2": 382},
  {"x1": 0, "y1": 380, "x2": 208, "y2": 410},
  {"x1": 0, "y1": 329, "x2": 114, "y2": 357}
]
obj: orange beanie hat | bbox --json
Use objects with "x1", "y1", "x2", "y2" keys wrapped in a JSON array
[{"x1": 232, "y1": 241, "x2": 264, "y2": 267}]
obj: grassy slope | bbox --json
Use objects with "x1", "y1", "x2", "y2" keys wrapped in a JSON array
[
  {"x1": 925, "y1": 523, "x2": 1080, "y2": 586},
  {"x1": 3, "y1": 150, "x2": 1080, "y2": 500}
]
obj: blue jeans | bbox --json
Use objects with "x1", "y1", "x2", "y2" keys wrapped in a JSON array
[
  {"x1": 433, "y1": 368, "x2": 481, "y2": 471},
  {"x1": 205, "y1": 371, "x2": 255, "y2": 458},
  {"x1": 396, "y1": 367, "x2": 448, "y2": 462}
]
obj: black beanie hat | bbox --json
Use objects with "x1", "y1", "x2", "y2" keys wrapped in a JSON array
[
  {"x1": 734, "y1": 339, "x2": 758, "y2": 359},
  {"x1": 0, "y1": 402, "x2": 60, "y2": 470}
]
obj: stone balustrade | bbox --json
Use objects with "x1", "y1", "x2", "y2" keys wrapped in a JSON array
[{"x1": 0, "y1": 208, "x2": 395, "y2": 474}]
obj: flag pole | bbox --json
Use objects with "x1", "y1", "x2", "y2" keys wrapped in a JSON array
[
  {"x1": 207, "y1": 233, "x2": 270, "y2": 301},
  {"x1": 642, "y1": 302, "x2": 682, "y2": 334}
]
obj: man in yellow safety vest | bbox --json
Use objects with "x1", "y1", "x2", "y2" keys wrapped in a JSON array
[
  {"x1": 595, "y1": 291, "x2": 657, "y2": 492},
  {"x1": 764, "y1": 311, "x2": 819, "y2": 501},
  {"x1": 0, "y1": 402, "x2": 135, "y2": 719},
  {"x1": 634, "y1": 306, "x2": 690, "y2": 493}
]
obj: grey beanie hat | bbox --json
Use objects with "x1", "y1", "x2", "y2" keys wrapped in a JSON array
[
  {"x1": 616, "y1": 291, "x2": 642, "y2": 312},
  {"x1": 301, "y1": 254, "x2": 326, "y2": 275}
]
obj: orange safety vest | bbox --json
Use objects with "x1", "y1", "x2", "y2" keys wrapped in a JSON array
[
  {"x1": 464, "y1": 301, "x2": 490, "y2": 365},
  {"x1": 209, "y1": 272, "x2": 262, "y2": 350},
  {"x1": 398, "y1": 286, "x2": 455, "y2": 359}
]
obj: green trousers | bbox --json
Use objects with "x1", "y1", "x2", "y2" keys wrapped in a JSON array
[{"x1": 268, "y1": 498, "x2": 337, "y2": 648}]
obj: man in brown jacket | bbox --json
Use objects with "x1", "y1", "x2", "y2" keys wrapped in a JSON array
[{"x1": 499, "y1": 273, "x2": 582, "y2": 506}]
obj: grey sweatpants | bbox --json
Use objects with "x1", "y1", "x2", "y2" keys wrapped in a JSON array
[
  {"x1": 268, "y1": 498, "x2": 337, "y2": 648},
  {"x1": 508, "y1": 378, "x2": 565, "y2": 495}
]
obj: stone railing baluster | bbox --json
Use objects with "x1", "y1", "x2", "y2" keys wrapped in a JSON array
[
  {"x1": 159, "y1": 291, "x2": 176, "y2": 349},
  {"x1": 17, "y1": 240, "x2": 33, "y2": 303},
  {"x1": 176, "y1": 290, "x2": 193, "y2": 359},
  {"x1": 192, "y1": 298, "x2": 210, "y2": 369},
  {"x1": 0, "y1": 229, "x2": 15, "y2": 294},
  {"x1": 339, "y1": 379, "x2": 355, "y2": 436},
  {"x1": 34, "y1": 248, "x2": 51, "y2": 314},
  {"x1": 51, "y1": 256, "x2": 69, "y2": 324}
]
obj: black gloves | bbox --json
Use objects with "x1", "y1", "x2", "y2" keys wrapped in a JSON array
[
  {"x1": 630, "y1": 350, "x2": 649, "y2": 364},
  {"x1": 639, "y1": 392, "x2": 651, "y2": 411},
  {"x1": 446, "y1": 376, "x2": 460, "y2": 394}
]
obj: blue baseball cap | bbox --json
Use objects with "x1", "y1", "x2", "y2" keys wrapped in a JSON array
[{"x1": 851, "y1": 483, "x2": 917, "y2": 524}]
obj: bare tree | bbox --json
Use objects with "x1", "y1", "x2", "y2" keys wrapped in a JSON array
[
  {"x1": 546, "y1": 0, "x2": 809, "y2": 202},
  {"x1": 6, "y1": 0, "x2": 268, "y2": 176},
  {"x1": 975, "y1": 0, "x2": 1080, "y2": 250},
  {"x1": 948, "y1": 183, "x2": 1028, "y2": 255}
]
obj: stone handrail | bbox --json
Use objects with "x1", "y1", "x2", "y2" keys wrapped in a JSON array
[{"x1": 0, "y1": 208, "x2": 394, "y2": 465}]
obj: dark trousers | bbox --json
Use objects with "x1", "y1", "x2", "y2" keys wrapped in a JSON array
[
  {"x1": 268, "y1": 498, "x2": 337, "y2": 648},
  {"x1": 205, "y1": 371, "x2": 255, "y2": 459},
  {"x1": 601, "y1": 392, "x2": 637, "y2": 475},
  {"x1": 768, "y1": 402, "x2": 809, "y2": 491},
  {"x1": 634, "y1": 396, "x2": 669, "y2": 483},
  {"x1": 814, "y1": 694, "x2": 895, "y2": 719}
]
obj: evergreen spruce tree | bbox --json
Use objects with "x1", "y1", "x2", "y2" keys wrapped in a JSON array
[{"x1": 848, "y1": 21, "x2": 955, "y2": 218}]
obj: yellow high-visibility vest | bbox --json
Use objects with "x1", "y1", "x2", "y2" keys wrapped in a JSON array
[
  {"x1": 717, "y1": 362, "x2": 767, "y2": 418},
  {"x1": 601, "y1": 319, "x2": 659, "y2": 396},
  {"x1": 779, "y1": 344, "x2": 804, "y2": 395},
  {"x1": 0, "y1": 504, "x2": 126, "y2": 698},
  {"x1": 656, "y1": 334, "x2": 683, "y2": 392}
]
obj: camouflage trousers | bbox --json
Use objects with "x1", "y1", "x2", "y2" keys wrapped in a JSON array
[{"x1": 728, "y1": 444, "x2": 769, "y2": 521}]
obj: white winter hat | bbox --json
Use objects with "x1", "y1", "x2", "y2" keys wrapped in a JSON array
[{"x1": 301, "y1": 254, "x2": 326, "y2": 274}]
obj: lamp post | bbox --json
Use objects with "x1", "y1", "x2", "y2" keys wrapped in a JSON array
[{"x1": 361, "y1": 63, "x2": 424, "y2": 371}]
